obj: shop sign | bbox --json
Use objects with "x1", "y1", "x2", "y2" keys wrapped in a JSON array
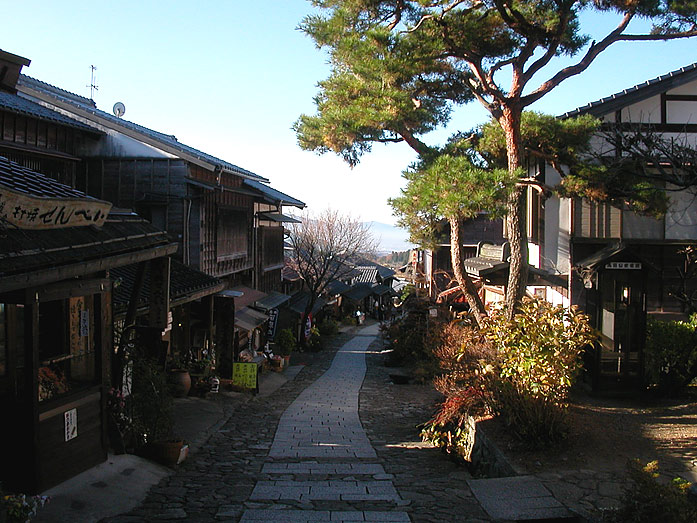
[
  {"x1": 304, "y1": 313, "x2": 312, "y2": 341},
  {"x1": 80, "y1": 310, "x2": 90, "y2": 337},
  {"x1": 267, "y1": 308, "x2": 279, "y2": 339},
  {"x1": 64, "y1": 408, "x2": 78, "y2": 441},
  {"x1": 605, "y1": 262, "x2": 641, "y2": 270},
  {"x1": 0, "y1": 185, "x2": 112, "y2": 229},
  {"x1": 232, "y1": 362, "x2": 258, "y2": 391}
]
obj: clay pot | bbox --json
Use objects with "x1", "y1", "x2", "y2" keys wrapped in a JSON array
[{"x1": 168, "y1": 369, "x2": 191, "y2": 397}]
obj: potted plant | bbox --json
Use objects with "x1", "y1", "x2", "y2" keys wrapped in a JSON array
[
  {"x1": 166, "y1": 355, "x2": 191, "y2": 398},
  {"x1": 0, "y1": 484, "x2": 49, "y2": 523},
  {"x1": 276, "y1": 328, "x2": 296, "y2": 366},
  {"x1": 129, "y1": 351, "x2": 186, "y2": 466}
]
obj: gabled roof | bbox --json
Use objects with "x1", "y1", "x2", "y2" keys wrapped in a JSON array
[
  {"x1": 0, "y1": 90, "x2": 99, "y2": 133},
  {"x1": 244, "y1": 179, "x2": 305, "y2": 208},
  {"x1": 562, "y1": 62, "x2": 697, "y2": 119},
  {"x1": 18, "y1": 75, "x2": 268, "y2": 182}
]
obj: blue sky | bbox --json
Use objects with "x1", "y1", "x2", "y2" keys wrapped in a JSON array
[{"x1": 3, "y1": 2, "x2": 696, "y2": 225}]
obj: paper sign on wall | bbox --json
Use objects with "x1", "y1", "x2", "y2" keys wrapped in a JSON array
[{"x1": 64, "y1": 408, "x2": 78, "y2": 441}]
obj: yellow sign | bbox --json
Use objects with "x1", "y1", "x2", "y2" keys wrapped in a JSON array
[
  {"x1": 232, "y1": 362, "x2": 258, "y2": 390},
  {"x1": 0, "y1": 185, "x2": 112, "y2": 229}
]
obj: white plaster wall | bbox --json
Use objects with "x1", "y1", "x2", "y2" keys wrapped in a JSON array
[
  {"x1": 667, "y1": 100, "x2": 697, "y2": 124},
  {"x1": 621, "y1": 95, "x2": 661, "y2": 123},
  {"x1": 541, "y1": 162, "x2": 571, "y2": 276},
  {"x1": 665, "y1": 186, "x2": 697, "y2": 240}
]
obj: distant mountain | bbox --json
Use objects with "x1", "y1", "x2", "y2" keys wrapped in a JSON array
[{"x1": 367, "y1": 221, "x2": 416, "y2": 254}]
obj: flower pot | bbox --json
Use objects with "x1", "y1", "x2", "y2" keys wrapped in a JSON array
[
  {"x1": 283, "y1": 355, "x2": 291, "y2": 367},
  {"x1": 144, "y1": 439, "x2": 185, "y2": 467},
  {"x1": 168, "y1": 369, "x2": 191, "y2": 398}
]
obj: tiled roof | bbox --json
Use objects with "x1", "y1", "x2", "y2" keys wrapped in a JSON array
[
  {"x1": 244, "y1": 179, "x2": 305, "y2": 208},
  {"x1": 288, "y1": 291, "x2": 326, "y2": 315},
  {"x1": 0, "y1": 90, "x2": 98, "y2": 132},
  {"x1": 111, "y1": 259, "x2": 225, "y2": 313},
  {"x1": 355, "y1": 267, "x2": 379, "y2": 284},
  {"x1": 341, "y1": 283, "x2": 374, "y2": 302},
  {"x1": 254, "y1": 290, "x2": 291, "y2": 310},
  {"x1": 325, "y1": 279, "x2": 350, "y2": 295},
  {"x1": 0, "y1": 155, "x2": 98, "y2": 199},
  {"x1": 18, "y1": 75, "x2": 268, "y2": 182},
  {"x1": 562, "y1": 62, "x2": 697, "y2": 118},
  {"x1": 1, "y1": 213, "x2": 174, "y2": 289}
]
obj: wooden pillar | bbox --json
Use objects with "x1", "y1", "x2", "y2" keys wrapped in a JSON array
[{"x1": 25, "y1": 290, "x2": 40, "y2": 492}]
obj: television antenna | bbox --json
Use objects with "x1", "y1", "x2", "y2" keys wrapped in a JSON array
[{"x1": 87, "y1": 65, "x2": 98, "y2": 99}]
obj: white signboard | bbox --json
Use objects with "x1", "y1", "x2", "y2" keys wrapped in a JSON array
[
  {"x1": 0, "y1": 185, "x2": 112, "y2": 229},
  {"x1": 605, "y1": 262, "x2": 641, "y2": 270},
  {"x1": 64, "y1": 408, "x2": 78, "y2": 441},
  {"x1": 80, "y1": 310, "x2": 90, "y2": 337}
]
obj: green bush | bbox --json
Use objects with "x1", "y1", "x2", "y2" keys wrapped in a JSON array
[
  {"x1": 484, "y1": 298, "x2": 596, "y2": 447},
  {"x1": 422, "y1": 298, "x2": 597, "y2": 452},
  {"x1": 605, "y1": 460, "x2": 697, "y2": 522},
  {"x1": 128, "y1": 351, "x2": 173, "y2": 447},
  {"x1": 307, "y1": 326, "x2": 322, "y2": 352},
  {"x1": 645, "y1": 315, "x2": 697, "y2": 397},
  {"x1": 276, "y1": 328, "x2": 296, "y2": 356},
  {"x1": 318, "y1": 318, "x2": 339, "y2": 336}
]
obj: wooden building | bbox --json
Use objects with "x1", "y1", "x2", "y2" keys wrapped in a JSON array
[
  {"x1": 13, "y1": 67, "x2": 304, "y2": 376},
  {"x1": 0, "y1": 157, "x2": 176, "y2": 493}
]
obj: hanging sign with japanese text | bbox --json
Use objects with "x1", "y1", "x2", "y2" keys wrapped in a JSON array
[{"x1": 0, "y1": 184, "x2": 112, "y2": 229}]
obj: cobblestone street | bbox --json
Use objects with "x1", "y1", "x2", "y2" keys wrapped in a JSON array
[{"x1": 104, "y1": 324, "x2": 490, "y2": 523}]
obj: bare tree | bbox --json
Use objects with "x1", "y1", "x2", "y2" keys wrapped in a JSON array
[{"x1": 287, "y1": 209, "x2": 377, "y2": 340}]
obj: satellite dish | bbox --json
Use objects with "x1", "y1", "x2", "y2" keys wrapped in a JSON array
[{"x1": 113, "y1": 102, "x2": 126, "y2": 118}]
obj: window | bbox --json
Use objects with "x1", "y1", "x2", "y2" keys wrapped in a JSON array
[
  {"x1": 38, "y1": 296, "x2": 98, "y2": 402},
  {"x1": 216, "y1": 208, "x2": 250, "y2": 261}
]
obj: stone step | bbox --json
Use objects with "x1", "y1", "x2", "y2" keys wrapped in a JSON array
[
  {"x1": 237, "y1": 509, "x2": 410, "y2": 522},
  {"x1": 468, "y1": 475, "x2": 578, "y2": 521},
  {"x1": 249, "y1": 480, "x2": 401, "y2": 502},
  {"x1": 262, "y1": 463, "x2": 387, "y2": 475}
]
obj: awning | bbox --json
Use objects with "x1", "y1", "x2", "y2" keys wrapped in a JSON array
[
  {"x1": 258, "y1": 212, "x2": 301, "y2": 223},
  {"x1": 235, "y1": 307, "x2": 269, "y2": 332},
  {"x1": 229, "y1": 285, "x2": 268, "y2": 311},
  {"x1": 371, "y1": 284, "x2": 394, "y2": 297},
  {"x1": 288, "y1": 292, "x2": 327, "y2": 315},
  {"x1": 243, "y1": 179, "x2": 306, "y2": 208},
  {"x1": 325, "y1": 279, "x2": 351, "y2": 295},
  {"x1": 341, "y1": 283, "x2": 374, "y2": 302},
  {"x1": 112, "y1": 259, "x2": 226, "y2": 315},
  {"x1": 254, "y1": 290, "x2": 291, "y2": 310}
]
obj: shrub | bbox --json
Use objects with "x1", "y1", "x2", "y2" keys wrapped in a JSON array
[
  {"x1": 422, "y1": 298, "x2": 596, "y2": 453},
  {"x1": 484, "y1": 298, "x2": 596, "y2": 446},
  {"x1": 420, "y1": 316, "x2": 495, "y2": 457},
  {"x1": 276, "y1": 328, "x2": 296, "y2": 356},
  {"x1": 318, "y1": 318, "x2": 339, "y2": 336},
  {"x1": 605, "y1": 460, "x2": 697, "y2": 522},
  {"x1": 307, "y1": 326, "x2": 322, "y2": 352},
  {"x1": 645, "y1": 315, "x2": 697, "y2": 397},
  {"x1": 128, "y1": 352, "x2": 173, "y2": 447}
]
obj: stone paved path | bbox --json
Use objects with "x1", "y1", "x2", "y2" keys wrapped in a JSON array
[
  {"x1": 105, "y1": 324, "x2": 492, "y2": 523},
  {"x1": 239, "y1": 324, "x2": 410, "y2": 522}
]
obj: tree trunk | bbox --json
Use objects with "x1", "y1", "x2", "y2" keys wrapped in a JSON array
[
  {"x1": 500, "y1": 106, "x2": 529, "y2": 318},
  {"x1": 449, "y1": 215, "x2": 487, "y2": 326}
]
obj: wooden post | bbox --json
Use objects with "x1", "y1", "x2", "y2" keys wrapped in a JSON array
[{"x1": 148, "y1": 257, "x2": 170, "y2": 330}]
